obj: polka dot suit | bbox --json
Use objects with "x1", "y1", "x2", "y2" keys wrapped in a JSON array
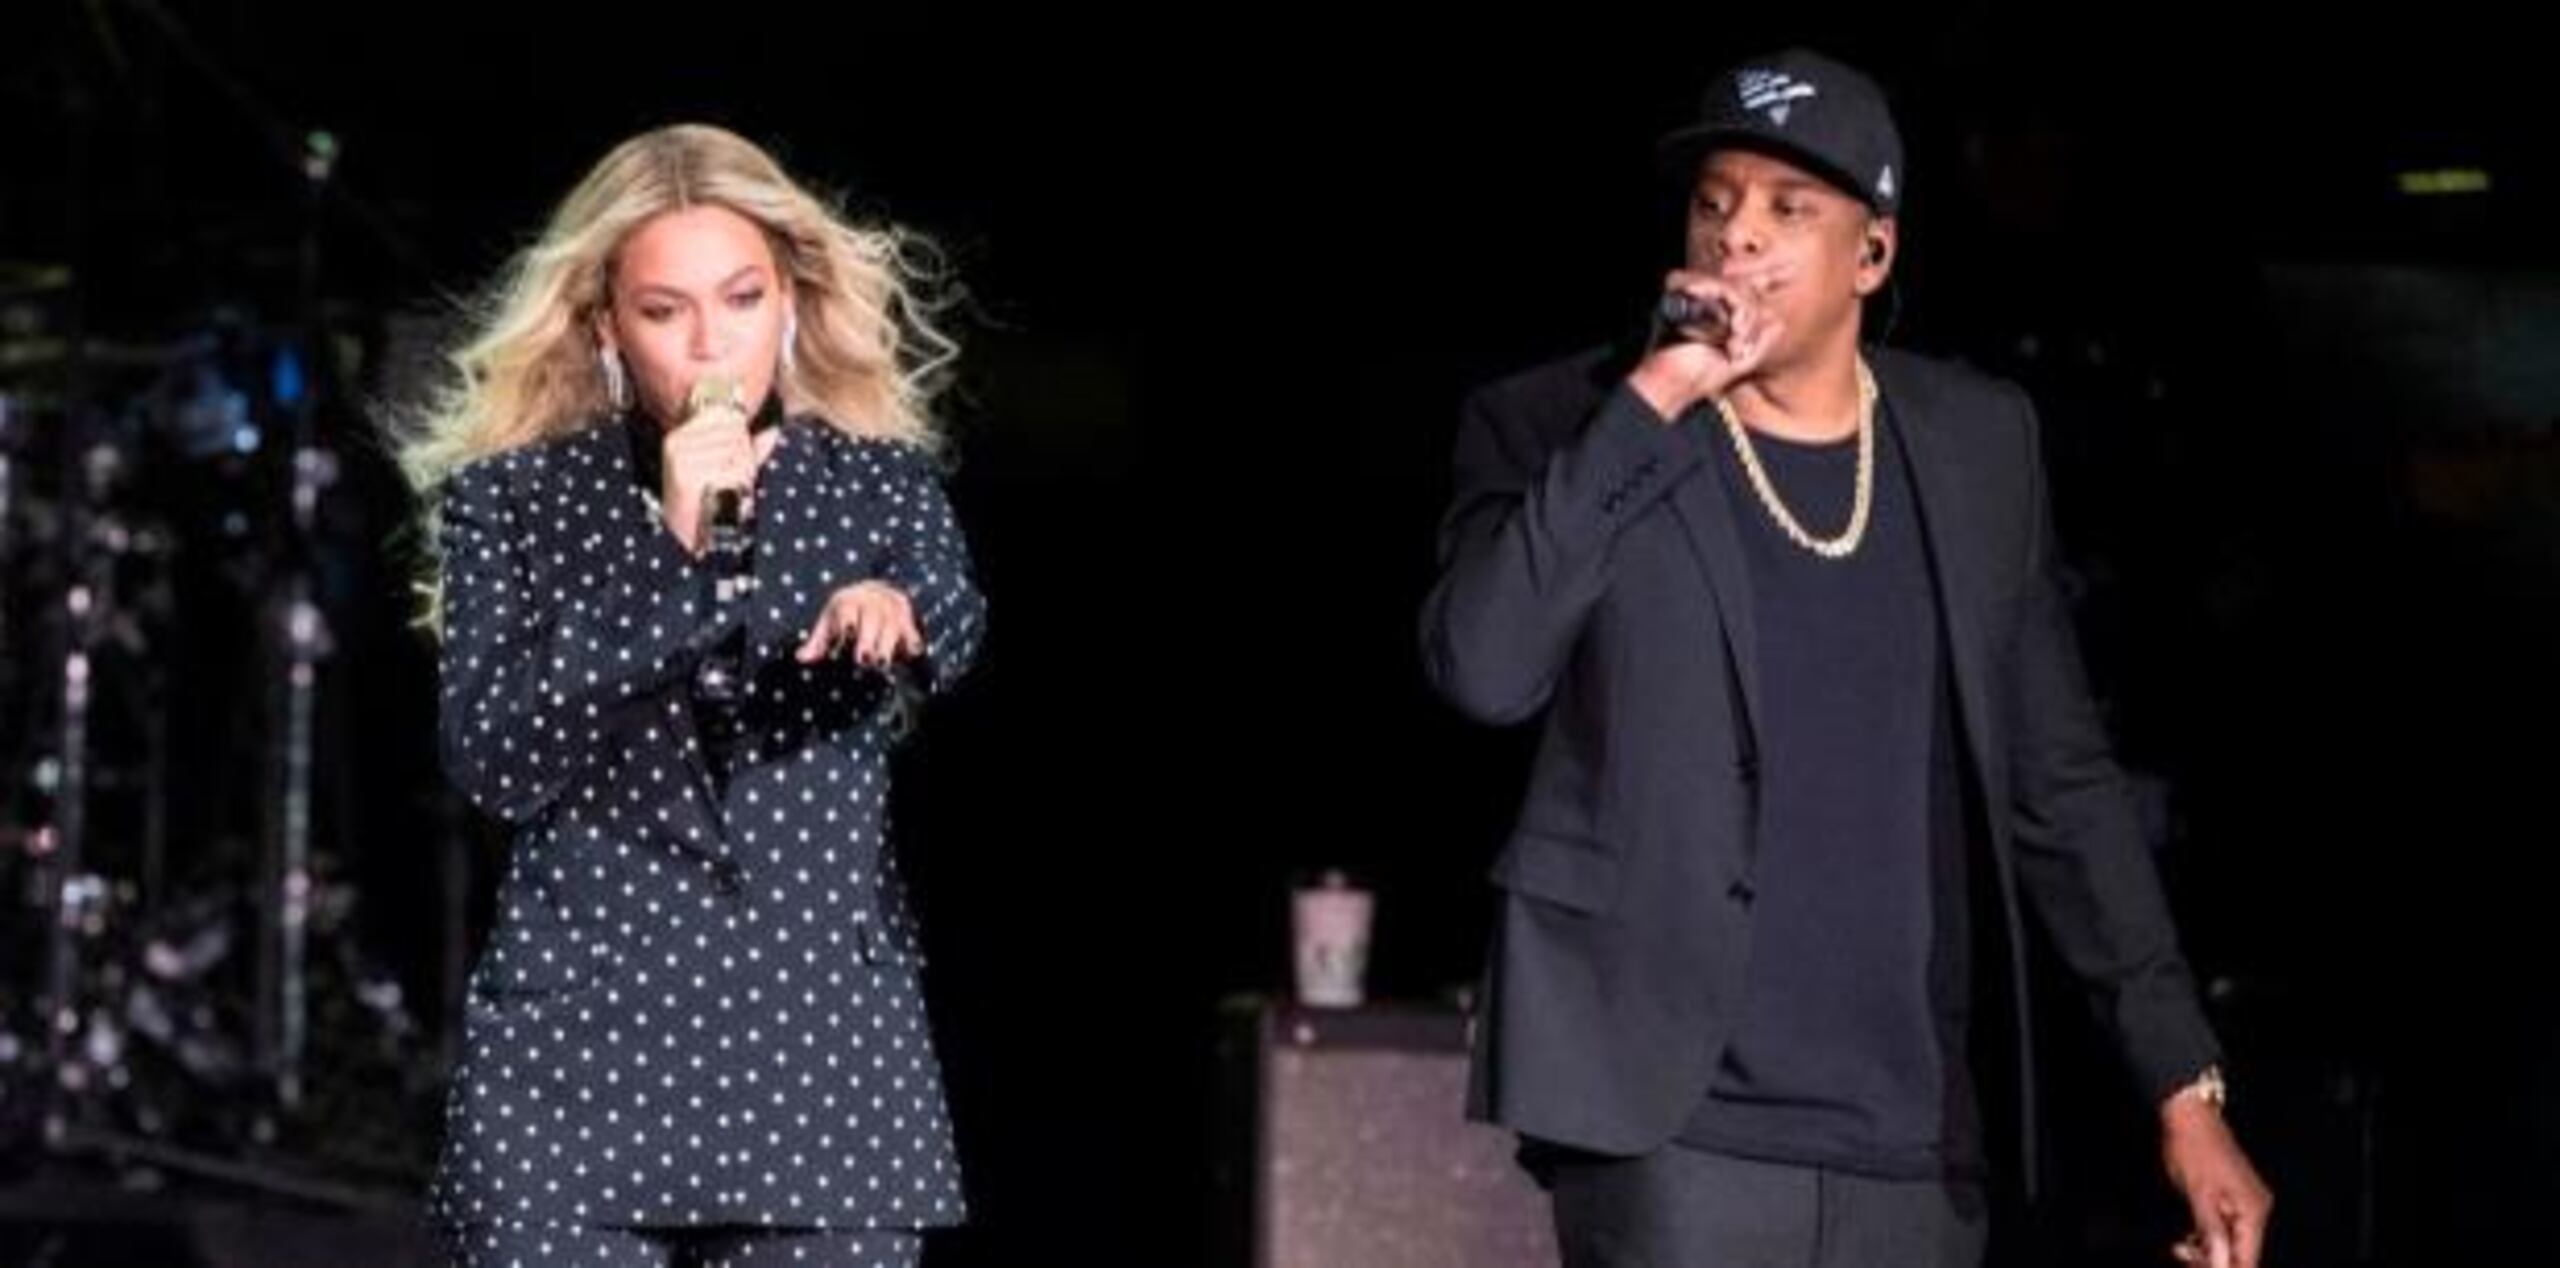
[{"x1": 427, "y1": 411, "x2": 983, "y2": 1251}]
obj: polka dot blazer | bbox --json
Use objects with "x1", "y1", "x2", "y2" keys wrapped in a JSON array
[{"x1": 426, "y1": 411, "x2": 983, "y2": 1235}]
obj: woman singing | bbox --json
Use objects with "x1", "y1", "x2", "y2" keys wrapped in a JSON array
[{"x1": 399, "y1": 123, "x2": 984, "y2": 1268}]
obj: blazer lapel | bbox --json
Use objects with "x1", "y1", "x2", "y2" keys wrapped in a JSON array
[
  {"x1": 739, "y1": 416, "x2": 844, "y2": 661},
  {"x1": 1869, "y1": 351, "x2": 2002, "y2": 797},
  {"x1": 1662, "y1": 413, "x2": 1768, "y2": 764},
  {"x1": 565, "y1": 418, "x2": 741, "y2": 849}
]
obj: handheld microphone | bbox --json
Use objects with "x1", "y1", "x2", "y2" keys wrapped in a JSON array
[
  {"x1": 1656, "y1": 290, "x2": 1731, "y2": 342},
  {"x1": 689, "y1": 374, "x2": 754, "y2": 708}
]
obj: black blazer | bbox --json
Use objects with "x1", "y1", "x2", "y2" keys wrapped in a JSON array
[{"x1": 1419, "y1": 343, "x2": 2220, "y2": 1195}]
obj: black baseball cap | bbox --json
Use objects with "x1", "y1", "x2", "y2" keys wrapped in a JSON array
[{"x1": 1657, "y1": 48, "x2": 1904, "y2": 216}]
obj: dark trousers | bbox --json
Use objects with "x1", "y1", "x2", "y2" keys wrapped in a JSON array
[{"x1": 1536, "y1": 1141, "x2": 1990, "y2": 1268}]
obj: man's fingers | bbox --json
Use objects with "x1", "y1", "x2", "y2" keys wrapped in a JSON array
[{"x1": 2228, "y1": 1191, "x2": 2267, "y2": 1268}]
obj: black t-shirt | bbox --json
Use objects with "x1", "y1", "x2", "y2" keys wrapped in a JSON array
[{"x1": 1676, "y1": 399, "x2": 1984, "y2": 1180}]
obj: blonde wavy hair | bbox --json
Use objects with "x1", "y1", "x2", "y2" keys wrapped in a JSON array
[{"x1": 393, "y1": 123, "x2": 960, "y2": 631}]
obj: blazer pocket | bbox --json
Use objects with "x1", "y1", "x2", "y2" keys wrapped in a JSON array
[
  {"x1": 471, "y1": 903, "x2": 619, "y2": 1003},
  {"x1": 850, "y1": 910, "x2": 889, "y2": 966},
  {"x1": 1489, "y1": 832, "x2": 1624, "y2": 916}
]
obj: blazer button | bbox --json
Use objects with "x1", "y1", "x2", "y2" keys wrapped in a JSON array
[
  {"x1": 1734, "y1": 755, "x2": 1759, "y2": 784},
  {"x1": 1726, "y1": 877, "x2": 1756, "y2": 907},
  {"x1": 709, "y1": 858, "x2": 745, "y2": 897}
]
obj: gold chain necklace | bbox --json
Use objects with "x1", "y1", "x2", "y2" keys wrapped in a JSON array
[{"x1": 1711, "y1": 359, "x2": 1878, "y2": 560}]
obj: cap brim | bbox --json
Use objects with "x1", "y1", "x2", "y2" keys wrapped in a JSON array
[{"x1": 1655, "y1": 125, "x2": 1888, "y2": 213}]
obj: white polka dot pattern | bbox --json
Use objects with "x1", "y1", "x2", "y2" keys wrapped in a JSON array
[
  {"x1": 428, "y1": 413, "x2": 982, "y2": 1235},
  {"x1": 447, "y1": 1218, "x2": 923, "y2": 1266}
]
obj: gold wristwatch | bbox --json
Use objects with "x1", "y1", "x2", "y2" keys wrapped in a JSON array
[{"x1": 2170, "y1": 1063, "x2": 2228, "y2": 1111}]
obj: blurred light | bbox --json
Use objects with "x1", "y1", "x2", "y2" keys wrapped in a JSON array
[
  {"x1": 2396, "y1": 169, "x2": 2492, "y2": 197},
  {"x1": 271, "y1": 346, "x2": 305, "y2": 408}
]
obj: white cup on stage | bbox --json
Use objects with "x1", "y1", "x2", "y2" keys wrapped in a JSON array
[{"x1": 1290, "y1": 870, "x2": 1373, "y2": 1009}]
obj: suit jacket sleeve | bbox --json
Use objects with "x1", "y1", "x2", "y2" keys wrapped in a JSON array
[
  {"x1": 2001, "y1": 382, "x2": 2224, "y2": 1107},
  {"x1": 435, "y1": 457, "x2": 740, "y2": 823},
  {"x1": 1420, "y1": 373, "x2": 1703, "y2": 725},
  {"x1": 871, "y1": 442, "x2": 986, "y2": 697}
]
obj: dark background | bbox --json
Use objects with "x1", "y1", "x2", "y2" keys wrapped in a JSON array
[{"x1": 3, "y1": 3, "x2": 2553, "y2": 1263}]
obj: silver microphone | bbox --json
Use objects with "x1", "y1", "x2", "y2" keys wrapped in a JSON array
[{"x1": 1656, "y1": 290, "x2": 1731, "y2": 342}]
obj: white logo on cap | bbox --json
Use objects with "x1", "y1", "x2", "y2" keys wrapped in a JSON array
[
  {"x1": 1736, "y1": 69, "x2": 1818, "y2": 127},
  {"x1": 1877, "y1": 165, "x2": 1896, "y2": 200}
]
